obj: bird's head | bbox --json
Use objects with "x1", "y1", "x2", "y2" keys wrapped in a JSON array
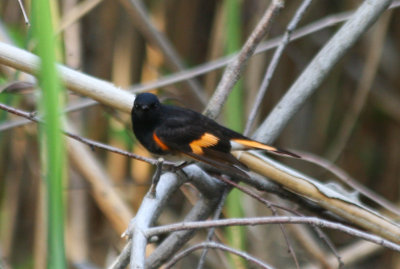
[{"x1": 131, "y1": 93, "x2": 161, "y2": 122}]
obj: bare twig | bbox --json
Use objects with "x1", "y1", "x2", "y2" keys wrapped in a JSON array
[
  {"x1": 254, "y1": 0, "x2": 393, "y2": 144},
  {"x1": 108, "y1": 240, "x2": 132, "y2": 269},
  {"x1": 17, "y1": 0, "x2": 30, "y2": 26},
  {"x1": 204, "y1": 0, "x2": 284, "y2": 119},
  {"x1": 244, "y1": 0, "x2": 313, "y2": 135},
  {"x1": 145, "y1": 216, "x2": 400, "y2": 252},
  {"x1": 0, "y1": 97, "x2": 101, "y2": 132},
  {"x1": 0, "y1": 102, "x2": 172, "y2": 167},
  {"x1": 312, "y1": 225, "x2": 343, "y2": 267},
  {"x1": 165, "y1": 242, "x2": 274, "y2": 269}
]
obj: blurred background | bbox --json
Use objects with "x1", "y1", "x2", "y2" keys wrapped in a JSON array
[{"x1": 0, "y1": 0, "x2": 399, "y2": 268}]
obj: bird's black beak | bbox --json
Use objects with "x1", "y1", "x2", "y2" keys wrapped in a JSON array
[{"x1": 142, "y1": 105, "x2": 149, "y2": 111}]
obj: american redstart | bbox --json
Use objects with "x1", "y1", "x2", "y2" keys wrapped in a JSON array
[{"x1": 131, "y1": 93, "x2": 299, "y2": 178}]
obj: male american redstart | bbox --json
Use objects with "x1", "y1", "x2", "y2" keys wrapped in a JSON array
[{"x1": 131, "y1": 93, "x2": 299, "y2": 179}]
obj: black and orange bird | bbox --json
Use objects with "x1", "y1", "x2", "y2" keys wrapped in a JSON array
[{"x1": 131, "y1": 93, "x2": 299, "y2": 179}]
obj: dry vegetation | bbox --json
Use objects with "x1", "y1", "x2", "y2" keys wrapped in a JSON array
[{"x1": 0, "y1": 0, "x2": 400, "y2": 268}]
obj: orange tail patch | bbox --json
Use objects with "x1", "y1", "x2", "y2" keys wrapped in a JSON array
[
  {"x1": 231, "y1": 138, "x2": 300, "y2": 158},
  {"x1": 232, "y1": 138, "x2": 277, "y2": 151}
]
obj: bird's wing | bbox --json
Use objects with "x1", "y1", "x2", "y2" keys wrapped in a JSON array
[{"x1": 153, "y1": 115, "x2": 249, "y2": 178}]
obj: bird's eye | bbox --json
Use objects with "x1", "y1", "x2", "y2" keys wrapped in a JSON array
[
  {"x1": 151, "y1": 103, "x2": 158, "y2": 109},
  {"x1": 134, "y1": 104, "x2": 140, "y2": 110}
]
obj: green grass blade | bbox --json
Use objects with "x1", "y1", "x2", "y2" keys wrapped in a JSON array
[
  {"x1": 224, "y1": 0, "x2": 246, "y2": 268},
  {"x1": 32, "y1": 0, "x2": 66, "y2": 268}
]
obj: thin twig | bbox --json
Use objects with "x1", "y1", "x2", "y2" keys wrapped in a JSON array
[
  {"x1": 0, "y1": 97, "x2": 102, "y2": 132},
  {"x1": 0, "y1": 102, "x2": 173, "y2": 167},
  {"x1": 204, "y1": 0, "x2": 284, "y2": 119},
  {"x1": 17, "y1": 0, "x2": 30, "y2": 26},
  {"x1": 165, "y1": 242, "x2": 274, "y2": 269},
  {"x1": 145, "y1": 216, "x2": 400, "y2": 252},
  {"x1": 312, "y1": 226, "x2": 344, "y2": 268},
  {"x1": 217, "y1": 176, "x2": 299, "y2": 216},
  {"x1": 244, "y1": 0, "x2": 313, "y2": 135},
  {"x1": 108, "y1": 240, "x2": 131, "y2": 269}
]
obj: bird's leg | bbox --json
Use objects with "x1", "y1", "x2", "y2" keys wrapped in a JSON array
[
  {"x1": 174, "y1": 160, "x2": 194, "y2": 171},
  {"x1": 149, "y1": 157, "x2": 164, "y2": 198},
  {"x1": 163, "y1": 160, "x2": 194, "y2": 173}
]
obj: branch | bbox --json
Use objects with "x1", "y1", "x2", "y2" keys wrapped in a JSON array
[
  {"x1": 117, "y1": 165, "x2": 224, "y2": 269},
  {"x1": 145, "y1": 216, "x2": 400, "y2": 252},
  {"x1": 254, "y1": 0, "x2": 393, "y2": 143},
  {"x1": 0, "y1": 102, "x2": 172, "y2": 167},
  {"x1": 0, "y1": 42, "x2": 134, "y2": 113}
]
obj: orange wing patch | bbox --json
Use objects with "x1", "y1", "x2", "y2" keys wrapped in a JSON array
[
  {"x1": 153, "y1": 132, "x2": 170, "y2": 151},
  {"x1": 189, "y1": 133, "x2": 219, "y2": 154},
  {"x1": 231, "y1": 138, "x2": 277, "y2": 151}
]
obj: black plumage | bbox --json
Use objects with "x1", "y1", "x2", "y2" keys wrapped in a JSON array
[{"x1": 131, "y1": 93, "x2": 298, "y2": 178}]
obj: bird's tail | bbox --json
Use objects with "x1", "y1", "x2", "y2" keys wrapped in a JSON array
[{"x1": 231, "y1": 138, "x2": 300, "y2": 158}]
